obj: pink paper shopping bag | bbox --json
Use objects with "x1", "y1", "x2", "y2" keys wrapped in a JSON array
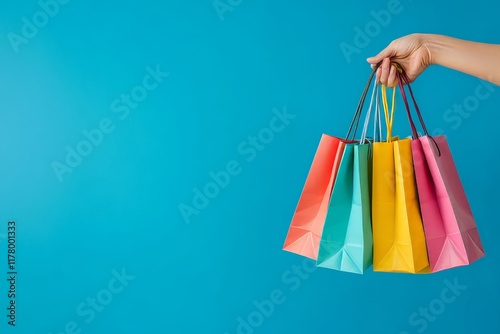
[
  {"x1": 412, "y1": 136, "x2": 485, "y2": 272},
  {"x1": 398, "y1": 71, "x2": 486, "y2": 272}
]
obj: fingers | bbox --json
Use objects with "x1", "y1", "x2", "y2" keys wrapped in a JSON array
[
  {"x1": 374, "y1": 58, "x2": 387, "y2": 84},
  {"x1": 382, "y1": 58, "x2": 392, "y2": 83},
  {"x1": 374, "y1": 57, "x2": 400, "y2": 87},
  {"x1": 366, "y1": 42, "x2": 394, "y2": 65},
  {"x1": 387, "y1": 65, "x2": 399, "y2": 88}
]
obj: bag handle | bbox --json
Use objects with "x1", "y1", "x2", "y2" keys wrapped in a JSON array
[
  {"x1": 374, "y1": 84, "x2": 382, "y2": 142},
  {"x1": 396, "y1": 68, "x2": 441, "y2": 155},
  {"x1": 381, "y1": 84, "x2": 397, "y2": 142},
  {"x1": 397, "y1": 71, "x2": 430, "y2": 138},
  {"x1": 360, "y1": 82, "x2": 381, "y2": 143},
  {"x1": 346, "y1": 62, "x2": 382, "y2": 140}
]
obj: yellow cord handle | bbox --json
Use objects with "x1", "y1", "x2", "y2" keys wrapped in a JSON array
[
  {"x1": 381, "y1": 84, "x2": 397, "y2": 142},
  {"x1": 380, "y1": 62, "x2": 404, "y2": 142}
]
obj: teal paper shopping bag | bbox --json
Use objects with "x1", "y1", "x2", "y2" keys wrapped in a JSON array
[
  {"x1": 316, "y1": 143, "x2": 373, "y2": 274},
  {"x1": 315, "y1": 78, "x2": 379, "y2": 274}
]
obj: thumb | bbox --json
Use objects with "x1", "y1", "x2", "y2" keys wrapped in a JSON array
[{"x1": 366, "y1": 44, "x2": 395, "y2": 64}]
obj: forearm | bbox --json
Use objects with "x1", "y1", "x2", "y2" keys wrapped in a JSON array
[{"x1": 425, "y1": 34, "x2": 500, "y2": 85}]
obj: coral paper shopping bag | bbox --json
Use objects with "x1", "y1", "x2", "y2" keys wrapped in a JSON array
[
  {"x1": 282, "y1": 134, "x2": 345, "y2": 260},
  {"x1": 283, "y1": 63, "x2": 381, "y2": 261}
]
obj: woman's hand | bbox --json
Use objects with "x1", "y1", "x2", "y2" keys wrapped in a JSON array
[
  {"x1": 367, "y1": 34, "x2": 500, "y2": 86},
  {"x1": 367, "y1": 33, "x2": 433, "y2": 87}
]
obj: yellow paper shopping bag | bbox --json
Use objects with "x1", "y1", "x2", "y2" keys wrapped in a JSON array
[{"x1": 371, "y1": 85, "x2": 429, "y2": 273}]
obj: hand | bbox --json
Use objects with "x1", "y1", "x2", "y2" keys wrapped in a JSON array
[{"x1": 367, "y1": 33, "x2": 433, "y2": 87}]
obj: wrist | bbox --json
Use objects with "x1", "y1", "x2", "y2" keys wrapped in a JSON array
[{"x1": 420, "y1": 34, "x2": 446, "y2": 66}]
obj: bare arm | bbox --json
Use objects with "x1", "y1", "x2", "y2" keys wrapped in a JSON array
[
  {"x1": 428, "y1": 34, "x2": 500, "y2": 85},
  {"x1": 367, "y1": 33, "x2": 500, "y2": 86}
]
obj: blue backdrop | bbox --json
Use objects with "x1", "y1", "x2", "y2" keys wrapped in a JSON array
[{"x1": 0, "y1": 0, "x2": 499, "y2": 333}]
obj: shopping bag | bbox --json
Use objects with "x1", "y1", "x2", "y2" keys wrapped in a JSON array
[
  {"x1": 317, "y1": 144, "x2": 373, "y2": 273},
  {"x1": 372, "y1": 84, "x2": 429, "y2": 273},
  {"x1": 316, "y1": 80, "x2": 379, "y2": 274},
  {"x1": 283, "y1": 63, "x2": 382, "y2": 261},
  {"x1": 398, "y1": 71, "x2": 485, "y2": 272},
  {"x1": 282, "y1": 134, "x2": 345, "y2": 259}
]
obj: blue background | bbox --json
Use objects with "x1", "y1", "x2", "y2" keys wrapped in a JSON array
[{"x1": 0, "y1": 0, "x2": 499, "y2": 333}]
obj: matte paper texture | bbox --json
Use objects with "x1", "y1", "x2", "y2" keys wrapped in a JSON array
[{"x1": 0, "y1": 1, "x2": 498, "y2": 333}]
